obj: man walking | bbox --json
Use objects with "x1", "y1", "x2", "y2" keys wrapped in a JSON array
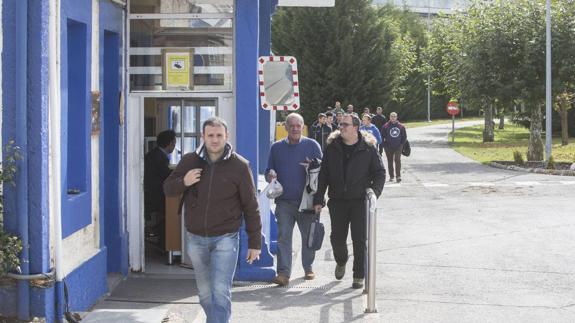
[
  {"x1": 163, "y1": 117, "x2": 261, "y2": 323},
  {"x1": 360, "y1": 113, "x2": 382, "y2": 147},
  {"x1": 313, "y1": 114, "x2": 385, "y2": 289},
  {"x1": 372, "y1": 107, "x2": 387, "y2": 155},
  {"x1": 144, "y1": 129, "x2": 176, "y2": 248},
  {"x1": 266, "y1": 113, "x2": 322, "y2": 286},
  {"x1": 310, "y1": 112, "x2": 331, "y2": 150},
  {"x1": 382, "y1": 112, "x2": 407, "y2": 182}
]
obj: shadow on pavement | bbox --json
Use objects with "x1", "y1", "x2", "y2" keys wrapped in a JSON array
[{"x1": 232, "y1": 280, "x2": 372, "y2": 322}]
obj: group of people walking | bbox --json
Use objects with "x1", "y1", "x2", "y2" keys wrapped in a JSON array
[
  {"x1": 311, "y1": 102, "x2": 408, "y2": 182},
  {"x1": 268, "y1": 112, "x2": 385, "y2": 290},
  {"x1": 155, "y1": 107, "x2": 407, "y2": 323}
]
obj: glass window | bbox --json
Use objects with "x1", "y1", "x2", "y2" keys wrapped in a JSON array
[
  {"x1": 144, "y1": 99, "x2": 216, "y2": 165},
  {"x1": 129, "y1": 18, "x2": 232, "y2": 91},
  {"x1": 130, "y1": 0, "x2": 233, "y2": 14},
  {"x1": 182, "y1": 105, "x2": 197, "y2": 133}
]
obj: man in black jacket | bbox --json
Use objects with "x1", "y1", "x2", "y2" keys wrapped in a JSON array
[
  {"x1": 144, "y1": 129, "x2": 176, "y2": 247},
  {"x1": 310, "y1": 112, "x2": 332, "y2": 150},
  {"x1": 313, "y1": 114, "x2": 386, "y2": 289},
  {"x1": 372, "y1": 107, "x2": 387, "y2": 155}
]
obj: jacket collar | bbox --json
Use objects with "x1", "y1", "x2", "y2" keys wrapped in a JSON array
[
  {"x1": 195, "y1": 142, "x2": 233, "y2": 162},
  {"x1": 326, "y1": 130, "x2": 378, "y2": 150}
]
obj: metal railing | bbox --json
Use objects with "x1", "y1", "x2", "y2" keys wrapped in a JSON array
[{"x1": 365, "y1": 188, "x2": 378, "y2": 313}]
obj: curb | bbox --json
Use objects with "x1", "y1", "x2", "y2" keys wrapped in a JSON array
[{"x1": 489, "y1": 161, "x2": 575, "y2": 176}]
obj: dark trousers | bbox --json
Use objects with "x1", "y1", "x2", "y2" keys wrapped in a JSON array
[
  {"x1": 328, "y1": 199, "x2": 366, "y2": 279},
  {"x1": 384, "y1": 146, "x2": 402, "y2": 179}
]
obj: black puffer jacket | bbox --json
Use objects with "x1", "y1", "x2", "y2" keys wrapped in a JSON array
[{"x1": 313, "y1": 130, "x2": 386, "y2": 206}]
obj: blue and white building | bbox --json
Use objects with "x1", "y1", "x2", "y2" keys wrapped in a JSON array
[{"x1": 0, "y1": 0, "x2": 332, "y2": 321}]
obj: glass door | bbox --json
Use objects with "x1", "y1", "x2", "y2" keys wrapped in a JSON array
[{"x1": 153, "y1": 99, "x2": 217, "y2": 165}]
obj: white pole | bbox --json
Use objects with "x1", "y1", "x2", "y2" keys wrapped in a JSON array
[
  {"x1": 48, "y1": 0, "x2": 63, "y2": 285},
  {"x1": 545, "y1": 0, "x2": 552, "y2": 161},
  {"x1": 365, "y1": 189, "x2": 377, "y2": 313}
]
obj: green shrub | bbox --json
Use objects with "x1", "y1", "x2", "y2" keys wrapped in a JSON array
[
  {"x1": 0, "y1": 232, "x2": 22, "y2": 276},
  {"x1": 0, "y1": 141, "x2": 22, "y2": 277},
  {"x1": 513, "y1": 150, "x2": 525, "y2": 165}
]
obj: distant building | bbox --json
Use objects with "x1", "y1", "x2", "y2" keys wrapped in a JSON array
[{"x1": 373, "y1": 0, "x2": 470, "y2": 15}]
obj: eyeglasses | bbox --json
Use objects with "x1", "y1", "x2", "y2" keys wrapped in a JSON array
[{"x1": 339, "y1": 122, "x2": 353, "y2": 128}]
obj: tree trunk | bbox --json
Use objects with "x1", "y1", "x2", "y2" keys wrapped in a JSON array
[
  {"x1": 561, "y1": 108, "x2": 569, "y2": 146},
  {"x1": 498, "y1": 107, "x2": 505, "y2": 129},
  {"x1": 483, "y1": 102, "x2": 494, "y2": 142},
  {"x1": 527, "y1": 105, "x2": 544, "y2": 161}
]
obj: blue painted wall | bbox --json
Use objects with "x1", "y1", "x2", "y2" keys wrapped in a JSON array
[
  {"x1": 99, "y1": 0, "x2": 128, "y2": 275},
  {"x1": 26, "y1": 0, "x2": 52, "y2": 319},
  {"x1": 60, "y1": 0, "x2": 92, "y2": 238},
  {"x1": 63, "y1": 249, "x2": 108, "y2": 311},
  {"x1": 1, "y1": 0, "x2": 52, "y2": 319},
  {"x1": 235, "y1": 0, "x2": 276, "y2": 281},
  {"x1": 258, "y1": 0, "x2": 272, "y2": 175}
]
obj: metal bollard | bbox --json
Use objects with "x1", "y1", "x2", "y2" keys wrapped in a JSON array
[{"x1": 365, "y1": 189, "x2": 378, "y2": 313}]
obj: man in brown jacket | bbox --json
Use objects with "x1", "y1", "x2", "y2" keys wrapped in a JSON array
[{"x1": 164, "y1": 117, "x2": 261, "y2": 323}]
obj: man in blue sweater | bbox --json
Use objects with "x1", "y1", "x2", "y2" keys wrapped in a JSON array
[
  {"x1": 266, "y1": 113, "x2": 322, "y2": 286},
  {"x1": 359, "y1": 113, "x2": 382, "y2": 147}
]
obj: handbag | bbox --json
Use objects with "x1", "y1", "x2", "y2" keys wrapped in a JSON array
[
  {"x1": 307, "y1": 215, "x2": 325, "y2": 251},
  {"x1": 402, "y1": 140, "x2": 411, "y2": 157}
]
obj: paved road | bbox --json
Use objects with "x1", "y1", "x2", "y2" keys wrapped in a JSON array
[{"x1": 84, "y1": 122, "x2": 575, "y2": 323}]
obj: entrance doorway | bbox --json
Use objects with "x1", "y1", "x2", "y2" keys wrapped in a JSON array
[{"x1": 142, "y1": 97, "x2": 217, "y2": 274}]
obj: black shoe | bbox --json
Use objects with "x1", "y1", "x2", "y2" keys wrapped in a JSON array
[
  {"x1": 352, "y1": 278, "x2": 364, "y2": 289},
  {"x1": 396, "y1": 177, "x2": 402, "y2": 183},
  {"x1": 335, "y1": 264, "x2": 346, "y2": 280},
  {"x1": 389, "y1": 177, "x2": 394, "y2": 182}
]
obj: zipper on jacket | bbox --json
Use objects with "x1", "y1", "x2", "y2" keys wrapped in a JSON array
[{"x1": 203, "y1": 163, "x2": 216, "y2": 237}]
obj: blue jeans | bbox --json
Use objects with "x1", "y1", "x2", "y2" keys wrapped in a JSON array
[
  {"x1": 275, "y1": 200, "x2": 316, "y2": 277},
  {"x1": 187, "y1": 232, "x2": 239, "y2": 323}
]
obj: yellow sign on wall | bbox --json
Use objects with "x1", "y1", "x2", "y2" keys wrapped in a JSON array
[{"x1": 162, "y1": 49, "x2": 194, "y2": 90}]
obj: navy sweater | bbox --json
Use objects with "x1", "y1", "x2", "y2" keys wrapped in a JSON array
[{"x1": 266, "y1": 137, "x2": 322, "y2": 202}]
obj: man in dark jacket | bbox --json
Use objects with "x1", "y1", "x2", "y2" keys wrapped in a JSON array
[
  {"x1": 163, "y1": 117, "x2": 261, "y2": 323},
  {"x1": 144, "y1": 129, "x2": 176, "y2": 246},
  {"x1": 313, "y1": 114, "x2": 386, "y2": 289},
  {"x1": 310, "y1": 112, "x2": 332, "y2": 150},
  {"x1": 372, "y1": 107, "x2": 387, "y2": 155},
  {"x1": 381, "y1": 112, "x2": 407, "y2": 182}
]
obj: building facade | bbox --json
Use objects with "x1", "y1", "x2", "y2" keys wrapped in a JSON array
[
  {"x1": 374, "y1": 0, "x2": 469, "y2": 15},
  {"x1": 0, "y1": 0, "x2": 287, "y2": 321}
]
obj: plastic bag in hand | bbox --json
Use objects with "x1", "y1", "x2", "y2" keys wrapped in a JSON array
[{"x1": 265, "y1": 178, "x2": 283, "y2": 199}]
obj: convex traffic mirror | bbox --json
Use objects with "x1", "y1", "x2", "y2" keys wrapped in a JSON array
[{"x1": 258, "y1": 56, "x2": 300, "y2": 110}]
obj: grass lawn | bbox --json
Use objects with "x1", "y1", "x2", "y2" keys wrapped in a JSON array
[
  {"x1": 450, "y1": 123, "x2": 575, "y2": 164},
  {"x1": 403, "y1": 117, "x2": 482, "y2": 129}
]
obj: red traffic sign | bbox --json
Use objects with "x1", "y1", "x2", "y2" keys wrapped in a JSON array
[{"x1": 446, "y1": 101, "x2": 460, "y2": 116}]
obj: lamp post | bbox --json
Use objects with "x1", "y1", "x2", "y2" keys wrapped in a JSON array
[
  {"x1": 427, "y1": 0, "x2": 431, "y2": 122},
  {"x1": 545, "y1": 0, "x2": 552, "y2": 161}
]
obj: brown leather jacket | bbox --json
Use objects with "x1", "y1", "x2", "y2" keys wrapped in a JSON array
[{"x1": 163, "y1": 144, "x2": 262, "y2": 249}]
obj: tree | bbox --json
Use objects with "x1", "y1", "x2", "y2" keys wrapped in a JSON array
[
  {"x1": 272, "y1": 0, "x2": 425, "y2": 123},
  {"x1": 552, "y1": 1, "x2": 575, "y2": 146},
  {"x1": 554, "y1": 91, "x2": 573, "y2": 145},
  {"x1": 272, "y1": 1, "x2": 414, "y2": 125}
]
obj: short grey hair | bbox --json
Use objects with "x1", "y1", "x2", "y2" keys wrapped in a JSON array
[{"x1": 285, "y1": 113, "x2": 304, "y2": 126}]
